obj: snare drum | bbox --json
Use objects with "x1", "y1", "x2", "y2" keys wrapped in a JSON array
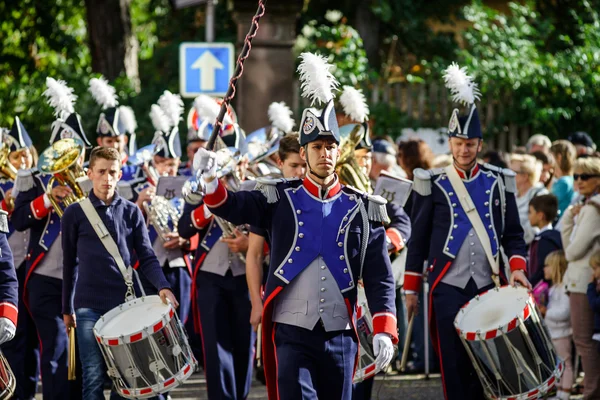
[
  {"x1": 0, "y1": 350, "x2": 15, "y2": 400},
  {"x1": 354, "y1": 284, "x2": 387, "y2": 383},
  {"x1": 454, "y1": 285, "x2": 562, "y2": 400},
  {"x1": 94, "y1": 296, "x2": 197, "y2": 399}
]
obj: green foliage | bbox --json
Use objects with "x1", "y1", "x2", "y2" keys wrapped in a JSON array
[
  {"x1": 369, "y1": 102, "x2": 418, "y2": 139},
  {"x1": 460, "y1": 1, "x2": 600, "y2": 141},
  {"x1": 294, "y1": 11, "x2": 369, "y2": 86}
]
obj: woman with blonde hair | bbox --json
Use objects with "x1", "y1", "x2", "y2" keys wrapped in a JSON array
[{"x1": 561, "y1": 157, "x2": 600, "y2": 399}]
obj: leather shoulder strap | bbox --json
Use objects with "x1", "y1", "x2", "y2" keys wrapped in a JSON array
[{"x1": 444, "y1": 165, "x2": 500, "y2": 279}]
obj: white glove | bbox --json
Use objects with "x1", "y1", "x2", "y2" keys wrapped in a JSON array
[
  {"x1": 0, "y1": 317, "x2": 16, "y2": 345},
  {"x1": 372, "y1": 333, "x2": 394, "y2": 372},
  {"x1": 193, "y1": 148, "x2": 218, "y2": 181}
]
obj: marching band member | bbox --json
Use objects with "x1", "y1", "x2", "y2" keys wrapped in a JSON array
[
  {"x1": 89, "y1": 76, "x2": 140, "y2": 182},
  {"x1": 247, "y1": 133, "x2": 306, "y2": 332},
  {"x1": 0, "y1": 117, "x2": 40, "y2": 400},
  {"x1": 179, "y1": 101, "x2": 210, "y2": 177},
  {"x1": 193, "y1": 52, "x2": 397, "y2": 400},
  {"x1": 178, "y1": 102, "x2": 254, "y2": 400},
  {"x1": 338, "y1": 86, "x2": 411, "y2": 399},
  {"x1": 13, "y1": 77, "x2": 92, "y2": 400},
  {"x1": 119, "y1": 105, "x2": 139, "y2": 158},
  {"x1": 139, "y1": 91, "x2": 193, "y2": 324},
  {"x1": 62, "y1": 146, "x2": 177, "y2": 400},
  {"x1": 0, "y1": 217, "x2": 18, "y2": 346},
  {"x1": 404, "y1": 64, "x2": 530, "y2": 400}
]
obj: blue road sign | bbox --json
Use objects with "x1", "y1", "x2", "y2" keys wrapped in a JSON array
[{"x1": 179, "y1": 42, "x2": 234, "y2": 98}]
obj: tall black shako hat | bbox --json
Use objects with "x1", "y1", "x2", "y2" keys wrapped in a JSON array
[
  {"x1": 43, "y1": 77, "x2": 92, "y2": 148},
  {"x1": 89, "y1": 76, "x2": 123, "y2": 138},
  {"x1": 150, "y1": 90, "x2": 184, "y2": 159},
  {"x1": 443, "y1": 63, "x2": 482, "y2": 140},
  {"x1": 339, "y1": 85, "x2": 372, "y2": 151},
  {"x1": 297, "y1": 52, "x2": 340, "y2": 147},
  {"x1": 4, "y1": 116, "x2": 33, "y2": 152}
]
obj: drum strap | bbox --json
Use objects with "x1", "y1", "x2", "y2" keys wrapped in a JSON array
[
  {"x1": 358, "y1": 199, "x2": 370, "y2": 280},
  {"x1": 79, "y1": 198, "x2": 135, "y2": 299},
  {"x1": 444, "y1": 165, "x2": 500, "y2": 284}
]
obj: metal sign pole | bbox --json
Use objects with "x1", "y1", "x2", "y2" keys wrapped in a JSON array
[{"x1": 206, "y1": 0, "x2": 215, "y2": 42}]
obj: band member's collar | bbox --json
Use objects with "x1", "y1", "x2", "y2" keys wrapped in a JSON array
[
  {"x1": 303, "y1": 175, "x2": 341, "y2": 199},
  {"x1": 122, "y1": 154, "x2": 129, "y2": 166},
  {"x1": 454, "y1": 163, "x2": 479, "y2": 179}
]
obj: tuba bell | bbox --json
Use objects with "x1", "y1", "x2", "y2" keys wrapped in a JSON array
[
  {"x1": 0, "y1": 144, "x2": 18, "y2": 181},
  {"x1": 37, "y1": 138, "x2": 89, "y2": 217},
  {"x1": 336, "y1": 124, "x2": 371, "y2": 193},
  {"x1": 143, "y1": 195, "x2": 182, "y2": 242}
]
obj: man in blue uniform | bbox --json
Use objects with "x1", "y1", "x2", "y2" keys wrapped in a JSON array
[
  {"x1": 0, "y1": 212, "x2": 19, "y2": 347},
  {"x1": 193, "y1": 52, "x2": 398, "y2": 400},
  {"x1": 404, "y1": 64, "x2": 530, "y2": 400},
  {"x1": 89, "y1": 77, "x2": 140, "y2": 183},
  {"x1": 0, "y1": 117, "x2": 40, "y2": 400},
  {"x1": 13, "y1": 77, "x2": 92, "y2": 399}
]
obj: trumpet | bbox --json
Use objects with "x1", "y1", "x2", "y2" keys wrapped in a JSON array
[{"x1": 37, "y1": 138, "x2": 89, "y2": 217}]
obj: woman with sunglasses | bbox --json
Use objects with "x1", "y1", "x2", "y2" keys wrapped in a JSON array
[{"x1": 561, "y1": 156, "x2": 600, "y2": 399}]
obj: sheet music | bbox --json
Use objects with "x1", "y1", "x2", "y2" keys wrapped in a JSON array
[{"x1": 373, "y1": 170, "x2": 413, "y2": 207}]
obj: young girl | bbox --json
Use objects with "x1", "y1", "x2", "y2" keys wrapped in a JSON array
[
  {"x1": 543, "y1": 250, "x2": 572, "y2": 400},
  {"x1": 588, "y1": 250, "x2": 600, "y2": 350}
]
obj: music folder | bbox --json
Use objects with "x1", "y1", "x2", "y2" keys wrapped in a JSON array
[{"x1": 373, "y1": 170, "x2": 413, "y2": 207}]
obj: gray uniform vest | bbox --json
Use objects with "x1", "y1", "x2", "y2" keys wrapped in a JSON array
[
  {"x1": 202, "y1": 240, "x2": 246, "y2": 277},
  {"x1": 152, "y1": 238, "x2": 185, "y2": 268},
  {"x1": 8, "y1": 230, "x2": 29, "y2": 269},
  {"x1": 441, "y1": 228, "x2": 494, "y2": 289},
  {"x1": 272, "y1": 256, "x2": 351, "y2": 332},
  {"x1": 34, "y1": 238, "x2": 63, "y2": 280}
]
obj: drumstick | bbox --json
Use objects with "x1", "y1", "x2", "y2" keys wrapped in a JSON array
[
  {"x1": 68, "y1": 328, "x2": 76, "y2": 381},
  {"x1": 256, "y1": 323, "x2": 262, "y2": 368},
  {"x1": 400, "y1": 314, "x2": 415, "y2": 372}
]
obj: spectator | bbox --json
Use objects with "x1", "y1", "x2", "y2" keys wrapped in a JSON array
[
  {"x1": 510, "y1": 154, "x2": 548, "y2": 244},
  {"x1": 569, "y1": 131, "x2": 597, "y2": 158},
  {"x1": 541, "y1": 250, "x2": 572, "y2": 400},
  {"x1": 528, "y1": 194, "x2": 562, "y2": 287},
  {"x1": 588, "y1": 250, "x2": 600, "y2": 350},
  {"x1": 550, "y1": 140, "x2": 577, "y2": 217},
  {"x1": 397, "y1": 139, "x2": 434, "y2": 180},
  {"x1": 561, "y1": 157, "x2": 600, "y2": 399},
  {"x1": 369, "y1": 138, "x2": 406, "y2": 184},
  {"x1": 526, "y1": 134, "x2": 552, "y2": 154},
  {"x1": 481, "y1": 150, "x2": 508, "y2": 169},
  {"x1": 531, "y1": 150, "x2": 555, "y2": 190}
]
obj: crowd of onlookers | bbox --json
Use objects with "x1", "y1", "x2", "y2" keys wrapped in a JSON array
[{"x1": 368, "y1": 131, "x2": 600, "y2": 399}]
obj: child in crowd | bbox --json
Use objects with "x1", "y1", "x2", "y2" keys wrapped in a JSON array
[
  {"x1": 588, "y1": 250, "x2": 600, "y2": 350},
  {"x1": 528, "y1": 195, "x2": 563, "y2": 287},
  {"x1": 542, "y1": 250, "x2": 572, "y2": 400}
]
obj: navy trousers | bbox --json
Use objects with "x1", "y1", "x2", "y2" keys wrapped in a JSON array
[
  {"x1": 274, "y1": 322, "x2": 357, "y2": 400},
  {"x1": 196, "y1": 270, "x2": 254, "y2": 400},
  {"x1": 27, "y1": 273, "x2": 77, "y2": 400},
  {"x1": 432, "y1": 279, "x2": 494, "y2": 400},
  {"x1": 1, "y1": 263, "x2": 40, "y2": 400}
]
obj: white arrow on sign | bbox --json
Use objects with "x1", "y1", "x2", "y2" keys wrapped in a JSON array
[{"x1": 190, "y1": 51, "x2": 224, "y2": 91}]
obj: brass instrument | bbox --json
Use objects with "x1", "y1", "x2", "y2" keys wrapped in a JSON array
[
  {"x1": 0, "y1": 144, "x2": 17, "y2": 181},
  {"x1": 38, "y1": 138, "x2": 88, "y2": 217},
  {"x1": 143, "y1": 196, "x2": 182, "y2": 242},
  {"x1": 129, "y1": 144, "x2": 159, "y2": 185},
  {"x1": 336, "y1": 124, "x2": 372, "y2": 193}
]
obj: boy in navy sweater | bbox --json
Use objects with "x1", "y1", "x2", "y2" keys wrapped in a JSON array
[
  {"x1": 62, "y1": 146, "x2": 177, "y2": 400},
  {"x1": 528, "y1": 194, "x2": 563, "y2": 287}
]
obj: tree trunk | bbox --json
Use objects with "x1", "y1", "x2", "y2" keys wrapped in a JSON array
[
  {"x1": 84, "y1": 0, "x2": 140, "y2": 92},
  {"x1": 354, "y1": 0, "x2": 380, "y2": 70}
]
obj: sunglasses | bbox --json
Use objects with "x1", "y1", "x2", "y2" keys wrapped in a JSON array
[{"x1": 574, "y1": 174, "x2": 600, "y2": 181}]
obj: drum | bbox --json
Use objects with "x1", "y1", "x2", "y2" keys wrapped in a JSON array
[
  {"x1": 354, "y1": 284, "x2": 396, "y2": 383},
  {"x1": 454, "y1": 285, "x2": 562, "y2": 400},
  {"x1": 94, "y1": 295, "x2": 197, "y2": 399},
  {"x1": 0, "y1": 350, "x2": 15, "y2": 400}
]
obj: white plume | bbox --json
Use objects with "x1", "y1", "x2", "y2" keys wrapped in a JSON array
[
  {"x1": 193, "y1": 94, "x2": 233, "y2": 125},
  {"x1": 297, "y1": 52, "x2": 339, "y2": 106},
  {"x1": 88, "y1": 76, "x2": 118, "y2": 109},
  {"x1": 149, "y1": 104, "x2": 171, "y2": 133},
  {"x1": 43, "y1": 77, "x2": 77, "y2": 119},
  {"x1": 443, "y1": 62, "x2": 481, "y2": 106},
  {"x1": 268, "y1": 102, "x2": 295, "y2": 133},
  {"x1": 339, "y1": 86, "x2": 369, "y2": 123},
  {"x1": 158, "y1": 90, "x2": 184, "y2": 127},
  {"x1": 118, "y1": 106, "x2": 137, "y2": 133}
]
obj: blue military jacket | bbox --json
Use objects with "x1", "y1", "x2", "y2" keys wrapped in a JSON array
[
  {"x1": 202, "y1": 175, "x2": 398, "y2": 400},
  {"x1": 12, "y1": 170, "x2": 61, "y2": 289},
  {"x1": 405, "y1": 163, "x2": 527, "y2": 293}
]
